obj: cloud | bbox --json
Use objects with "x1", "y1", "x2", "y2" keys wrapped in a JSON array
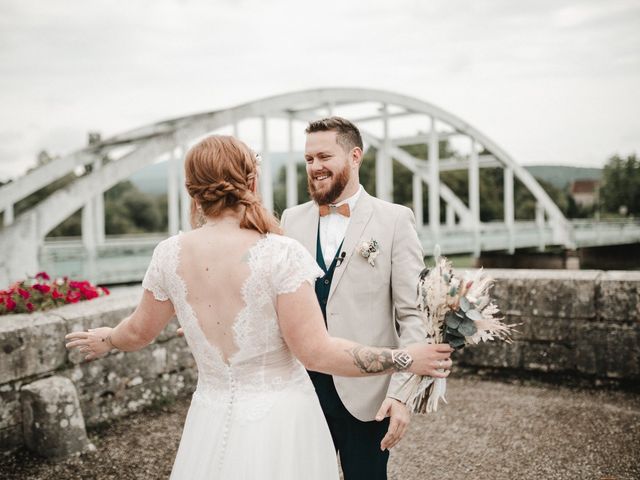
[{"x1": 0, "y1": 0, "x2": 639, "y2": 180}]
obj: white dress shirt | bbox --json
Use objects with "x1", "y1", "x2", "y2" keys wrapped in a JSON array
[{"x1": 319, "y1": 185, "x2": 363, "y2": 268}]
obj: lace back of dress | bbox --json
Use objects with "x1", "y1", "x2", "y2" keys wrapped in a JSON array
[{"x1": 176, "y1": 232, "x2": 259, "y2": 364}]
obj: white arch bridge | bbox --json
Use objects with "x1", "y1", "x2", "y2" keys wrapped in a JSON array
[{"x1": 1, "y1": 88, "x2": 639, "y2": 285}]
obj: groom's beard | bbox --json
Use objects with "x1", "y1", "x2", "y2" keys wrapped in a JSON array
[{"x1": 307, "y1": 162, "x2": 351, "y2": 205}]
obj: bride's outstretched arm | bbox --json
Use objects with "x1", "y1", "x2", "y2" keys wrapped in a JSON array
[
  {"x1": 65, "y1": 290, "x2": 175, "y2": 360},
  {"x1": 277, "y1": 282, "x2": 452, "y2": 378}
]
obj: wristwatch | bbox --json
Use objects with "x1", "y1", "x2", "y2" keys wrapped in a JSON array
[{"x1": 391, "y1": 350, "x2": 413, "y2": 371}]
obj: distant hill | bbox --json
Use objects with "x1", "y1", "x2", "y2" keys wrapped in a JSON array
[
  {"x1": 129, "y1": 157, "x2": 602, "y2": 196},
  {"x1": 524, "y1": 165, "x2": 602, "y2": 189}
]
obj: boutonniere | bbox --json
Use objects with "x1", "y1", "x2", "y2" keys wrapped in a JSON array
[{"x1": 358, "y1": 239, "x2": 380, "y2": 267}]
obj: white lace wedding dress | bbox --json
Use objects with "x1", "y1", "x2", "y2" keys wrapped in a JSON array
[{"x1": 142, "y1": 233, "x2": 339, "y2": 479}]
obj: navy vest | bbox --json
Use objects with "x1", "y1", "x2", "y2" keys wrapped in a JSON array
[
  {"x1": 310, "y1": 225, "x2": 350, "y2": 417},
  {"x1": 315, "y1": 226, "x2": 343, "y2": 321}
]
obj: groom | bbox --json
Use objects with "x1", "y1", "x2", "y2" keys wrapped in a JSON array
[{"x1": 280, "y1": 117, "x2": 426, "y2": 479}]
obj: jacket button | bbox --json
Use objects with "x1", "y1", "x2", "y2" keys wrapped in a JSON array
[{"x1": 324, "y1": 279, "x2": 330, "y2": 285}]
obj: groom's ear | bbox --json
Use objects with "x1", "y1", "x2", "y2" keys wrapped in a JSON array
[{"x1": 351, "y1": 147, "x2": 363, "y2": 168}]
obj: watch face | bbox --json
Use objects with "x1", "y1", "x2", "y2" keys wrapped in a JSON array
[{"x1": 393, "y1": 351, "x2": 413, "y2": 370}]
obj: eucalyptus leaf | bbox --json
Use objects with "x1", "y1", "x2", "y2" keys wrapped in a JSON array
[
  {"x1": 465, "y1": 309, "x2": 483, "y2": 321},
  {"x1": 458, "y1": 318, "x2": 478, "y2": 336},
  {"x1": 445, "y1": 311, "x2": 461, "y2": 329},
  {"x1": 448, "y1": 336, "x2": 466, "y2": 349},
  {"x1": 445, "y1": 326, "x2": 465, "y2": 338},
  {"x1": 459, "y1": 296, "x2": 471, "y2": 312},
  {"x1": 455, "y1": 310, "x2": 465, "y2": 318}
]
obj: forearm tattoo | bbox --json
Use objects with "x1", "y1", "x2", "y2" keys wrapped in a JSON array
[{"x1": 348, "y1": 346, "x2": 395, "y2": 373}]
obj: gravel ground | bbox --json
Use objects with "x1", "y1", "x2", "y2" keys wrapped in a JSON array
[{"x1": 2, "y1": 376, "x2": 639, "y2": 480}]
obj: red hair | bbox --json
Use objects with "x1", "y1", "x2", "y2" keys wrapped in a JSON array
[{"x1": 184, "y1": 135, "x2": 281, "y2": 235}]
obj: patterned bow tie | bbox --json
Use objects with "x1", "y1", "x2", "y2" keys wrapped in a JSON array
[{"x1": 319, "y1": 203, "x2": 351, "y2": 217}]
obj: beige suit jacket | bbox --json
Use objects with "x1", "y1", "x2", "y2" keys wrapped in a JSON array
[{"x1": 280, "y1": 190, "x2": 426, "y2": 421}]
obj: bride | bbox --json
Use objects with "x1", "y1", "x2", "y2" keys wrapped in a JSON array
[{"x1": 65, "y1": 135, "x2": 453, "y2": 479}]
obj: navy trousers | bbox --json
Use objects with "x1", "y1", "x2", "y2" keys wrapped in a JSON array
[{"x1": 309, "y1": 371, "x2": 390, "y2": 480}]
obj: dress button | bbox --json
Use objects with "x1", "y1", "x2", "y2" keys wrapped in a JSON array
[{"x1": 324, "y1": 279, "x2": 330, "y2": 285}]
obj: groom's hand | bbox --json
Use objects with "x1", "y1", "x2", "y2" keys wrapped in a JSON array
[{"x1": 376, "y1": 397, "x2": 410, "y2": 451}]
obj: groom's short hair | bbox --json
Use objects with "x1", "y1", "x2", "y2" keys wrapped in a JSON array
[{"x1": 306, "y1": 117, "x2": 364, "y2": 153}]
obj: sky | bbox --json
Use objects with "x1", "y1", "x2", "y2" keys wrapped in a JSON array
[{"x1": 1, "y1": 0, "x2": 639, "y2": 181}]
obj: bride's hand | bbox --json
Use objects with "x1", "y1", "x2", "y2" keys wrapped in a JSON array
[
  {"x1": 65, "y1": 327, "x2": 115, "y2": 361},
  {"x1": 405, "y1": 343, "x2": 453, "y2": 377}
]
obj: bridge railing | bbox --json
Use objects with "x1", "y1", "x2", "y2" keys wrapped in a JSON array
[
  {"x1": 570, "y1": 218, "x2": 640, "y2": 247},
  {"x1": 418, "y1": 221, "x2": 554, "y2": 255}
]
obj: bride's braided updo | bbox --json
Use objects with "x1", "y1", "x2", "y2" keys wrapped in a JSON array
[{"x1": 184, "y1": 135, "x2": 280, "y2": 234}]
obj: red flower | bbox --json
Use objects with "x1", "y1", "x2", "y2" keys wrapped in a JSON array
[
  {"x1": 52, "y1": 289, "x2": 63, "y2": 299},
  {"x1": 66, "y1": 291, "x2": 81, "y2": 303},
  {"x1": 35, "y1": 271, "x2": 51, "y2": 281},
  {"x1": 33, "y1": 284, "x2": 51, "y2": 294},
  {"x1": 18, "y1": 288, "x2": 30, "y2": 300},
  {"x1": 69, "y1": 280, "x2": 90, "y2": 290},
  {"x1": 82, "y1": 289, "x2": 99, "y2": 300},
  {"x1": 6, "y1": 298, "x2": 16, "y2": 311},
  {"x1": 26, "y1": 302, "x2": 34, "y2": 312},
  {"x1": 100, "y1": 286, "x2": 110, "y2": 295}
]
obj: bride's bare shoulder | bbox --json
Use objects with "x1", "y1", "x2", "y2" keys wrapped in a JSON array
[{"x1": 264, "y1": 233, "x2": 309, "y2": 256}]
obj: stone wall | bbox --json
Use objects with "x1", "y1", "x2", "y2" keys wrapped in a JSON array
[
  {"x1": 0, "y1": 287, "x2": 196, "y2": 453},
  {"x1": 457, "y1": 270, "x2": 640, "y2": 380},
  {"x1": 1, "y1": 270, "x2": 639, "y2": 454}
]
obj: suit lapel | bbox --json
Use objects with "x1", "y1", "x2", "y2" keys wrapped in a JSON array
[
  {"x1": 298, "y1": 202, "x2": 319, "y2": 258},
  {"x1": 328, "y1": 191, "x2": 374, "y2": 301}
]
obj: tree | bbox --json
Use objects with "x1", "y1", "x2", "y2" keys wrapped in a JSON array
[
  {"x1": 104, "y1": 181, "x2": 164, "y2": 234},
  {"x1": 600, "y1": 153, "x2": 639, "y2": 215},
  {"x1": 47, "y1": 181, "x2": 166, "y2": 237}
]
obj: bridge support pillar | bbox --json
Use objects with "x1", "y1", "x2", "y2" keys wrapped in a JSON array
[
  {"x1": 0, "y1": 212, "x2": 39, "y2": 286},
  {"x1": 504, "y1": 165, "x2": 515, "y2": 253},
  {"x1": 446, "y1": 204, "x2": 455, "y2": 227},
  {"x1": 179, "y1": 145, "x2": 191, "y2": 232},
  {"x1": 375, "y1": 104, "x2": 392, "y2": 202},
  {"x1": 536, "y1": 202, "x2": 546, "y2": 252},
  {"x1": 81, "y1": 202, "x2": 97, "y2": 282},
  {"x1": 168, "y1": 148, "x2": 180, "y2": 235},
  {"x1": 428, "y1": 116, "x2": 440, "y2": 243},
  {"x1": 260, "y1": 116, "x2": 274, "y2": 213},
  {"x1": 286, "y1": 115, "x2": 298, "y2": 209},
  {"x1": 92, "y1": 159, "x2": 105, "y2": 245},
  {"x1": 3, "y1": 204, "x2": 14, "y2": 227},
  {"x1": 469, "y1": 139, "x2": 480, "y2": 257},
  {"x1": 412, "y1": 174, "x2": 423, "y2": 228},
  {"x1": 326, "y1": 102, "x2": 335, "y2": 116}
]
